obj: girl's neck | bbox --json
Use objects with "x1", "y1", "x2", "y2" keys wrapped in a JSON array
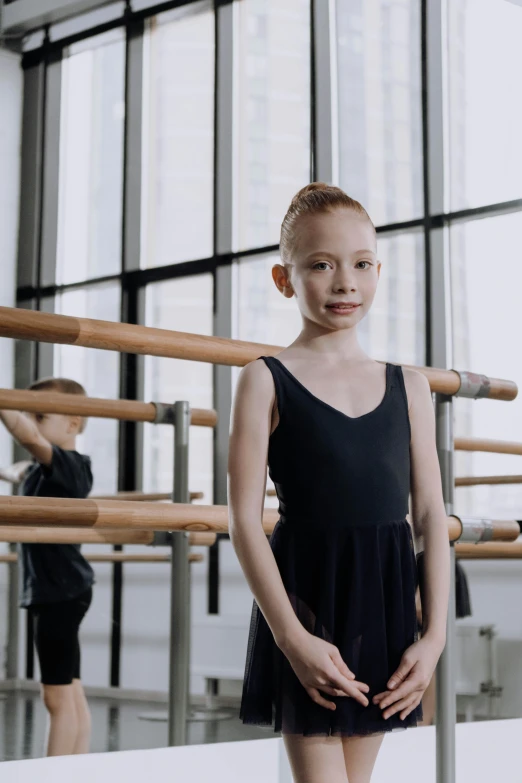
[{"x1": 291, "y1": 319, "x2": 367, "y2": 362}]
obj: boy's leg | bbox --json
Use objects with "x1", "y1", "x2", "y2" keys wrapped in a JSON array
[
  {"x1": 32, "y1": 591, "x2": 92, "y2": 756},
  {"x1": 70, "y1": 590, "x2": 92, "y2": 754},
  {"x1": 71, "y1": 679, "x2": 91, "y2": 754},
  {"x1": 41, "y1": 684, "x2": 78, "y2": 756}
]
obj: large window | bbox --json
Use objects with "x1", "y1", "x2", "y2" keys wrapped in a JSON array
[
  {"x1": 448, "y1": 0, "x2": 522, "y2": 210},
  {"x1": 336, "y1": 0, "x2": 423, "y2": 225},
  {"x1": 451, "y1": 213, "x2": 522, "y2": 518},
  {"x1": 142, "y1": 274, "x2": 214, "y2": 504},
  {"x1": 56, "y1": 30, "x2": 125, "y2": 285},
  {"x1": 234, "y1": 0, "x2": 311, "y2": 250},
  {"x1": 54, "y1": 283, "x2": 121, "y2": 495},
  {"x1": 237, "y1": 254, "x2": 302, "y2": 347},
  {"x1": 140, "y1": 2, "x2": 215, "y2": 268},
  {"x1": 361, "y1": 231, "x2": 425, "y2": 365}
]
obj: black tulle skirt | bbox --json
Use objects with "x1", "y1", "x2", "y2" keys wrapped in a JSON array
[{"x1": 240, "y1": 518, "x2": 422, "y2": 737}]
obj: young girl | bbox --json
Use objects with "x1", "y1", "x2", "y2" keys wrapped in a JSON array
[{"x1": 228, "y1": 183, "x2": 450, "y2": 783}]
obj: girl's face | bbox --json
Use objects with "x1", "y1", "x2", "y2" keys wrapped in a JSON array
[{"x1": 274, "y1": 209, "x2": 380, "y2": 331}]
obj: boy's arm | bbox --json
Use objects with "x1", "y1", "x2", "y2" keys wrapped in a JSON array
[
  {"x1": 0, "y1": 411, "x2": 53, "y2": 466},
  {"x1": 0, "y1": 460, "x2": 33, "y2": 484}
]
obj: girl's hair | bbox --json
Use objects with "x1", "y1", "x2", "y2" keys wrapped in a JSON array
[
  {"x1": 280, "y1": 182, "x2": 375, "y2": 265},
  {"x1": 27, "y1": 377, "x2": 88, "y2": 433}
]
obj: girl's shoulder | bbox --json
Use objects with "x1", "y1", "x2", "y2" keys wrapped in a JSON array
[
  {"x1": 235, "y1": 356, "x2": 277, "y2": 403},
  {"x1": 401, "y1": 366, "x2": 432, "y2": 413}
]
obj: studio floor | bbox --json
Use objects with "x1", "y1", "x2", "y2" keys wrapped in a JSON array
[{"x1": 0, "y1": 689, "x2": 271, "y2": 762}]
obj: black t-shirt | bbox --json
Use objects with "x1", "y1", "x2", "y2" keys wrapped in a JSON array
[{"x1": 19, "y1": 445, "x2": 95, "y2": 607}]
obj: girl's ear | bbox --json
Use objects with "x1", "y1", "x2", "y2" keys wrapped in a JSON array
[{"x1": 272, "y1": 263, "x2": 294, "y2": 299}]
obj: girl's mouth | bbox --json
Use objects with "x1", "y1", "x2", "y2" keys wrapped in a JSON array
[{"x1": 326, "y1": 304, "x2": 361, "y2": 314}]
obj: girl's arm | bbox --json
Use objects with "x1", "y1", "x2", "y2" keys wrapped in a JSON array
[
  {"x1": 374, "y1": 369, "x2": 450, "y2": 720},
  {"x1": 407, "y1": 369, "x2": 450, "y2": 645},
  {"x1": 228, "y1": 360, "x2": 307, "y2": 652},
  {"x1": 228, "y1": 360, "x2": 370, "y2": 711},
  {"x1": 0, "y1": 410, "x2": 53, "y2": 465}
]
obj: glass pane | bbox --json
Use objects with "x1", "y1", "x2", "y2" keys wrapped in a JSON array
[
  {"x1": 234, "y1": 0, "x2": 311, "y2": 250},
  {"x1": 362, "y1": 231, "x2": 425, "y2": 365},
  {"x1": 56, "y1": 29, "x2": 125, "y2": 284},
  {"x1": 451, "y1": 213, "x2": 522, "y2": 519},
  {"x1": 141, "y1": 2, "x2": 215, "y2": 268},
  {"x1": 123, "y1": 274, "x2": 214, "y2": 692},
  {"x1": 142, "y1": 274, "x2": 214, "y2": 505},
  {"x1": 54, "y1": 283, "x2": 121, "y2": 495},
  {"x1": 336, "y1": 0, "x2": 423, "y2": 225},
  {"x1": 448, "y1": 0, "x2": 522, "y2": 210},
  {"x1": 237, "y1": 254, "x2": 302, "y2": 348}
]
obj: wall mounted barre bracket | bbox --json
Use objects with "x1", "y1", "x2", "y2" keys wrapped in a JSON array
[
  {"x1": 153, "y1": 402, "x2": 176, "y2": 425},
  {"x1": 454, "y1": 370, "x2": 491, "y2": 399},
  {"x1": 457, "y1": 517, "x2": 494, "y2": 543}
]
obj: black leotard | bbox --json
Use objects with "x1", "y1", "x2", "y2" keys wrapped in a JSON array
[{"x1": 239, "y1": 356, "x2": 422, "y2": 736}]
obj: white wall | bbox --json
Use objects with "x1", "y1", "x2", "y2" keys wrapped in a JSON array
[{"x1": 0, "y1": 47, "x2": 23, "y2": 676}]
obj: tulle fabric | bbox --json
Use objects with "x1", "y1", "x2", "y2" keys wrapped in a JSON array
[{"x1": 240, "y1": 517, "x2": 422, "y2": 736}]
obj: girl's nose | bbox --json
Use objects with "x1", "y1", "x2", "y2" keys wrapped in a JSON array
[{"x1": 332, "y1": 272, "x2": 356, "y2": 293}]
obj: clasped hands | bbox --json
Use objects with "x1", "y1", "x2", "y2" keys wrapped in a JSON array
[{"x1": 283, "y1": 630, "x2": 444, "y2": 721}]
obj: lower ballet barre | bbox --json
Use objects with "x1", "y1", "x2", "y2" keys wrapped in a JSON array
[
  {"x1": 91, "y1": 491, "x2": 204, "y2": 502},
  {"x1": 0, "y1": 527, "x2": 216, "y2": 546},
  {"x1": 0, "y1": 552, "x2": 203, "y2": 564},
  {"x1": 456, "y1": 542, "x2": 522, "y2": 560}
]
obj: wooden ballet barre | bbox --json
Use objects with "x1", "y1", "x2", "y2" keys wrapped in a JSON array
[
  {"x1": 456, "y1": 542, "x2": 522, "y2": 560},
  {"x1": 0, "y1": 526, "x2": 217, "y2": 547},
  {"x1": 0, "y1": 307, "x2": 516, "y2": 400},
  {"x1": 0, "y1": 388, "x2": 216, "y2": 428},
  {"x1": 0, "y1": 496, "x2": 278, "y2": 533},
  {"x1": 0, "y1": 496, "x2": 515, "y2": 542},
  {"x1": 91, "y1": 491, "x2": 204, "y2": 502},
  {"x1": 0, "y1": 552, "x2": 203, "y2": 564},
  {"x1": 456, "y1": 475, "x2": 522, "y2": 487},
  {"x1": 455, "y1": 437, "x2": 522, "y2": 456}
]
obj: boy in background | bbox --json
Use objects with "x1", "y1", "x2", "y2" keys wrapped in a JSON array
[{"x1": 0, "y1": 378, "x2": 94, "y2": 756}]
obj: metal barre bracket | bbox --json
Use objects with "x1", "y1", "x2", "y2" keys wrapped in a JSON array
[
  {"x1": 152, "y1": 531, "x2": 173, "y2": 547},
  {"x1": 152, "y1": 402, "x2": 176, "y2": 425},
  {"x1": 453, "y1": 370, "x2": 491, "y2": 400},
  {"x1": 457, "y1": 517, "x2": 494, "y2": 543}
]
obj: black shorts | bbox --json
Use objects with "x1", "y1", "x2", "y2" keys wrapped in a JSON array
[{"x1": 29, "y1": 588, "x2": 92, "y2": 686}]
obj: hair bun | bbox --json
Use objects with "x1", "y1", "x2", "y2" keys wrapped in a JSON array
[
  {"x1": 290, "y1": 182, "x2": 333, "y2": 205},
  {"x1": 280, "y1": 182, "x2": 374, "y2": 264}
]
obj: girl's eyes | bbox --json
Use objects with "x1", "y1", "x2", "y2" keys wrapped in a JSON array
[
  {"x1": 311, "y1": 260, "x2": 373, "y2": 271},
  {"x1": 312, "y1": 262, "x2": 330, "y2": 271}
]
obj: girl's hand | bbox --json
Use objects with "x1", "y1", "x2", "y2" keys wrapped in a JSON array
[
  {"x1": 372, "y1": 635, "x2": 445, "y2": 720},
  {"x1": 282, "y1": 631, "x2": 370, "y2": 711},
  {"x1": 0, "y1": 460, "x2": 32, "y2": 484}
]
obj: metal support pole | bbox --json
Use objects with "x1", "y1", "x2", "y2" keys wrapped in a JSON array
[
  {"x1": 435, "y1": 393, "x2": 456, "y2": 783},
  {"x1": 168, "y1": 401, "x2": 191, "y2": 747},
  {"x1": 5, "y1": 543, "x2": 19, "y2": 679}
]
